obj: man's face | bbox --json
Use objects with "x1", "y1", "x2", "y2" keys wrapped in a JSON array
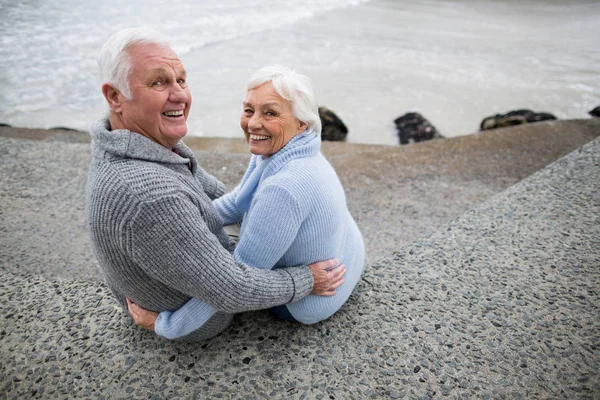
[{"x1": 115, "y1": 43, "x2": 192, "y2": 148}]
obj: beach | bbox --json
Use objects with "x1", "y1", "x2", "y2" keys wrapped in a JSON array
[
  {"x1": 2, "y1": 1, "x2": 600, "y2": 395},
  {"x1": 1, "y1": 119, "x2": 599, "y2": 398},
  {"x1": 1, "y1": 0, "x2": 599, "y2": 144}
]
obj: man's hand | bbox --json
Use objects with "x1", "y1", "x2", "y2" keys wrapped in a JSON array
[
  {"x1": 309, "y1": 258, "x2": 346, "y2": 296},
  {"x1": 126, "y1": 298, "x2": 158, "y2": 331}
]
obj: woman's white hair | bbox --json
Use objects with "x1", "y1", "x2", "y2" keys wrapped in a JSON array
[
  {"x1": 247, "y1": 65, "x2": 322, "y2": 135},
  {"x1": 98, "y1": 27, "x2": 172, "y2": 100}
]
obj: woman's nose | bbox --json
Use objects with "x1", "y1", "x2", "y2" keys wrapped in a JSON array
[{"x1": 247, "y1": 114, "x2": 262, "y2": 130}]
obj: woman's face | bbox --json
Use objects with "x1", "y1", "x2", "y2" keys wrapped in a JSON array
[{"x1": 240, "y1": 82, "x2": 306, "y2": 157}]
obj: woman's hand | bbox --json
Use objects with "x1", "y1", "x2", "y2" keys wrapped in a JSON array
[
  {"x1": 126, "y1": 298, "x2": 158, "y2": 331},
  {"x1": 308, "y1": 258, "x2": 346, "y2": 296}
]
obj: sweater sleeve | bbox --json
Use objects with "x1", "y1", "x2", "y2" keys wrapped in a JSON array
[
  {"x1": 213, "y1": 185, "x2": 244, "y2": 225},
  {"x1": 155, "y1": 298, "x2": 217, "y2": 339},
  {"x1": 128, "y1": 195, "x2": 313, "y2": 313},
  {"x1": 196, "y1": 168, "x2": 226, "y2": 200},
  {"x1": 234, "y1": 184, "x2": 304, "y2": 269}
]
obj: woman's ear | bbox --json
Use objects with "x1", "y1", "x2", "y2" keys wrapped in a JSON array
[
  {"x1": 297, "y1": 120, "x2": 308, "y2": 133},
  {"x1": 102, "y1": 83, "x2": 124, "y2": 113}
]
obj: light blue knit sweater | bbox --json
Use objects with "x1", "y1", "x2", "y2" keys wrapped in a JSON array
[{"x1": 155, "y1": 131, "x2": 364, "y2": 338}]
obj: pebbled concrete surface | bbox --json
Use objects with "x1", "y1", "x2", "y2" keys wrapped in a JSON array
[
  {"x1": 1, "y1": 119, "x2": 599, "y2": 281},
  {"x1": 1, "y1": 122, "x2": 599, "y2": 399}
]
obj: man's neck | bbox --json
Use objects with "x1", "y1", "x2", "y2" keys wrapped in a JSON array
[
  {"x1": 107, "y1": 114, "x2": 124, "y2": 132},
  {"x1": 107, "y1": 113, "x2": 175, "y2": 150}
]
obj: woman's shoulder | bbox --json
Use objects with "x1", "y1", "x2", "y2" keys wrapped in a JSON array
[
  {"x1": 262, "y1": 154, "x2": 337, "y2": 197},
  {"x1": 282, "y1": 152, "x2": 334, "y2": 178}
]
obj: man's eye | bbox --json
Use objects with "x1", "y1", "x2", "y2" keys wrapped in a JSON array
[
  {"x1": 152, "y1": 80, "x2": 164, "y2": 86},
  {"x1": 178, "y1": 78, "x2": 187, "y2": 87},
  {"x1": 243, "y1": 109, "x2": 253, "y2": 114}
]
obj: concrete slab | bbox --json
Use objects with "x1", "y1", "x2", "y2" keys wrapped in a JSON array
[
  {"x1": 1, "y1": 119, "x2": 598, "y2": 281},
  {"x1": 0, "y1": 132, "x2": 598, "y2": 398}
]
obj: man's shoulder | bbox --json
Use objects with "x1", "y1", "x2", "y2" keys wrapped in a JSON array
[{"x1": 88, "y1": 156, "x2": 184, "y2": 203}]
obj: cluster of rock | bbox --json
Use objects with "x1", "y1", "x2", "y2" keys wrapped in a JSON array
[
  {"x1": 318, "y1": 106, "x2": 348, "y2": 141},
  {"x1": 318, "y1": 105, "x2": 600, "y2": 146},
  {"x1": 3, "y1": 106, "x2": 598, "y2": 146},
  {"x1": 394, "y1": 112, "x2": 443, "y2": 144},
  {"x1": 479, "y1": 109, "x2": 557, "y2": 131}
]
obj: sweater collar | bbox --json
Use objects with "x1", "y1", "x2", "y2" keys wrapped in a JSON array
[
  {"x1": 256, "y1": 129, "x2": 321, "y2": 175},
  {"x1": 89, "y1": 118, "x2": 197, "y2": 169},
  {"x1": 233, "y1": 129, "x2": 321, "y2": 214}
]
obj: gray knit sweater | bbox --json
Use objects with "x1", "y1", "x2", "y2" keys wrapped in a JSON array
[{"x1": 86, "y1": 119, "x2": 314, "y2": 342}]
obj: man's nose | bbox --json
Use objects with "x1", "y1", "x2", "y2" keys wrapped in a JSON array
[{"x1": 169, "y1": 83, "x2": 188, "y2": 103}]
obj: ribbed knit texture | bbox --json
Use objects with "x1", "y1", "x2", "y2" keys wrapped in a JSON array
[
  {"x1": 156, "y1": 131, "x2": 364, "y2": 338},
  {"x1": 86, "y1": 118, "x2": 314, "y2": 343}
]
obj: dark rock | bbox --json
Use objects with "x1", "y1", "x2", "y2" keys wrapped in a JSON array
[
  {"x1": 319, "y1": 106, "x2": 348, "y2": 141},
  {"x1": 0, "y1": 123, "x2": 11, "y2": 127},
  {"x1": 480, "y1": 109, "x2": 557, "y2": 131},
  {"x1": 589, "y1": 106, "x2": 600, "y2": 118},
  {"x1": 393, "y1": 112, "x2": 442, "y2": 145},
  {"x1": 50, "y1": 126, "x2": 80, "y2": 132}
]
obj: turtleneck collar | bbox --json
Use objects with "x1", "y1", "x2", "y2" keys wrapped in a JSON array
[{"x1": 255, "y1": 128, "x2": 321, "y2": 176}]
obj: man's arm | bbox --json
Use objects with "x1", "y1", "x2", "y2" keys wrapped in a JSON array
[
  {"x1": 128, "y1": 194, "x2": 313, "y2": 313},
  {"x1": 196, "y1": 167, "x2": 226, "y2": 200}
]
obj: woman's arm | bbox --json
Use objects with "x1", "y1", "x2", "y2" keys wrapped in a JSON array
[
  {"x1": 212, "y1": 155, "x2": 260, "y2": 224},
  {"x1": 233, "y1": 184, "x2": 304, "y2": 269},
  {"x1": 154, "y1": 298, "x2": 217, "y2": 339},
  {"x1": 213, "y1": 185, "x2": 244, "y2": 225}
]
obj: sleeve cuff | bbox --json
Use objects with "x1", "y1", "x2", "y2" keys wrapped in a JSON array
[
  {"x1": 154, "y1": 311, "x2": 171, "y2": 338},
  {"x1": 284, "y1": 266, "x2": 314, "y2": 303},
  {"x1": 212, "y1": 178, "x2": 226, "y2": 199},
  {"x1": 154, "y1": 301, "x2": 218, "y2": 340}
]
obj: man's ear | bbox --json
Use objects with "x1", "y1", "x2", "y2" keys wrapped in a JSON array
[{"x1": 102, "y1": 83, "x2": 124, "y2": 113}]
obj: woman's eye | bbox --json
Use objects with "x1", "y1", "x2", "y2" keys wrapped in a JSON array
[
  {"x1": 243, "y1": 109, "x2": 253, "y2": 114},
  {"x1": 266, "y1": 111, "x2": 276, "y2": 116}
]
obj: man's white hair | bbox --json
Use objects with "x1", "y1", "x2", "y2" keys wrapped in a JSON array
[
  {"x1": 98, "y1": 27, "x2": 172, "y2": 100},
  {"x1": 247, "y1": 65, "x2": 322, "y2": 135}
]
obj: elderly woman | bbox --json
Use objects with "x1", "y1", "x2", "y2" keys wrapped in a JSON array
[{"x1": 129, "y1": 65, "x2": 364, "y2": 338}]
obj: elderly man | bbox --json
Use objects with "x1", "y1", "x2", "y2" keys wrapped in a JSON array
[{"x1": 86, "y1": 27, "x2": 346, "y2": 342}]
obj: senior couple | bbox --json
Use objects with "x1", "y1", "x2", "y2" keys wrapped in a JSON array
[{"x1": 87, "y1": 27, "x2": 364, "y2": 342}]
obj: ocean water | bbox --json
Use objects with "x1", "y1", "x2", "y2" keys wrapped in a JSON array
[{"x1": 0, "y1": 0, "x2": 598, "y2": 145}]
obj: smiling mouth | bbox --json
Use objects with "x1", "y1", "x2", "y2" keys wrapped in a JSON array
[
  {"x1": 162, "y1": 110, "x2": 184, "y2": 118},
  {"x1": 250, "y1": 134, "x2": 270, "y2": 141}
]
